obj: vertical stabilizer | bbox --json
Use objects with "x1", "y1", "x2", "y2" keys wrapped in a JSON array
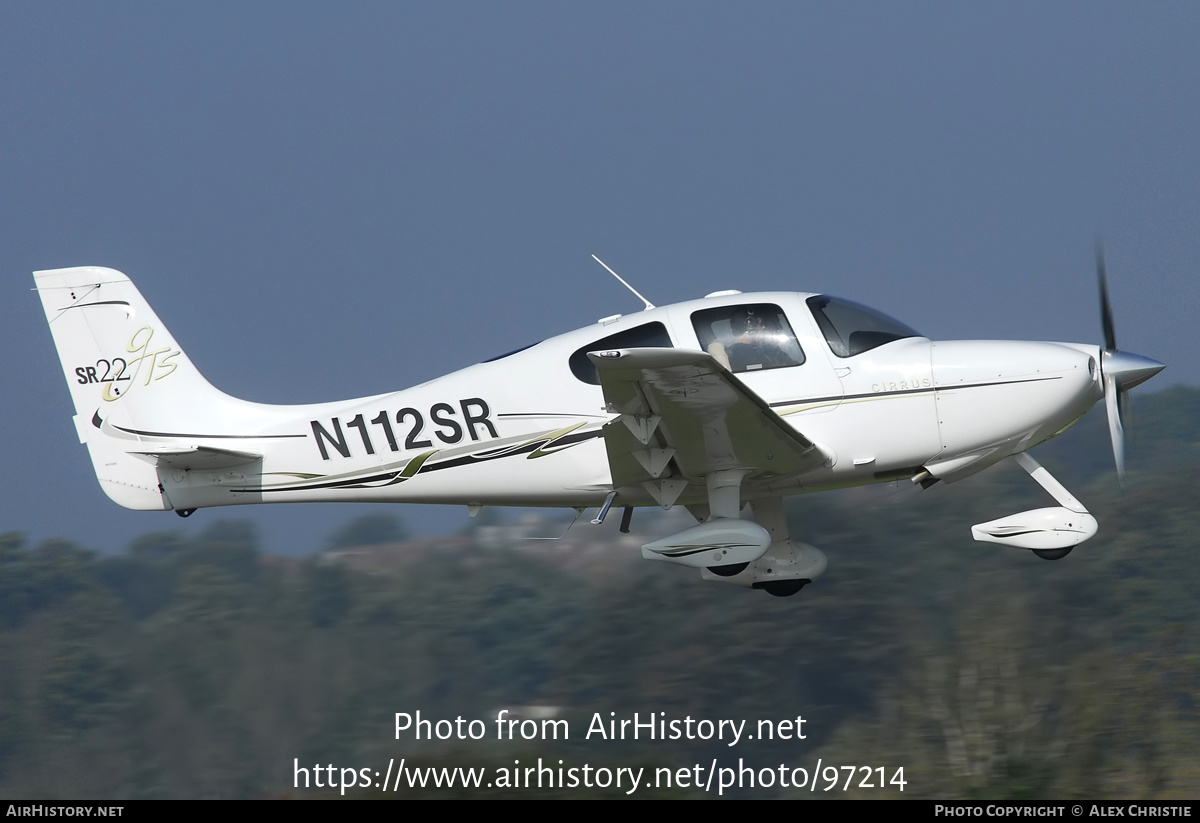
[{"x1": 34, "y1": 267, "x2": 239, "y2": 510}]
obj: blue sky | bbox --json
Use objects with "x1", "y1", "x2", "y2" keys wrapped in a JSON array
[{"x1": 4, "y1": 3, "x2": 1197, "y2": 555}]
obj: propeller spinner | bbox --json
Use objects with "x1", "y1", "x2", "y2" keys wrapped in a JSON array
[{"x1": 1096, "y1": 244, "x2": 1165, "y2": 487}]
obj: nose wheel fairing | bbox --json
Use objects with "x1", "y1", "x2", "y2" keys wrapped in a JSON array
[{"x1": 971, "y1": 452, "x2": 1097, "y2": 555}]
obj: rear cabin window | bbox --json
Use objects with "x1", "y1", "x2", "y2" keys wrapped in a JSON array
[
  {"x1": 690, "y1": 303, "x2": 805, "y2": 373},
  {"x1": 569, "y1": 322, "x2": 673, "y2": 384}
]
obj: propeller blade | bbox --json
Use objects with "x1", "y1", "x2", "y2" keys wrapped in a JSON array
[
  {"x1": 1096, "y1": 241, "x2": 1117, "y2": 352},
  {"x1": 1095, "y1": 243, "x2": 1164, "y2": 489},
  {"x1": 1122, "y1": 387, "x2": 1133, "y2": 442},
  {"x1": 1104, "y1": 372, "x2": 1126, "y2": 489}
]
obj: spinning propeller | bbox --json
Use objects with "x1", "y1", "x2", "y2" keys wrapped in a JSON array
[{"x1": 1095, "y1": 243, "x2": 1165, "y2": 487}]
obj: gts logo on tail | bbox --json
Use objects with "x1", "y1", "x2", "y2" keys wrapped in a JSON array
[{"x1": 73, "y1": 326, "x2": 181, "y2": 399}]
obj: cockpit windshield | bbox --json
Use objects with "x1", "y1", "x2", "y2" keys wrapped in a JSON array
[{"x1": 807, "y1": 295, "x2": 921, "y2": 358}]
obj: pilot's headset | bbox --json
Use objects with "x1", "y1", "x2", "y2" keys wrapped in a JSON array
[{"x1": 736, "y1": 308, "x2": 767, "y2": 334}]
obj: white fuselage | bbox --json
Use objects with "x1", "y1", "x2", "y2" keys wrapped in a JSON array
[{"x1": 134, "y1": 290, "x2": 1101, "y2": 513}]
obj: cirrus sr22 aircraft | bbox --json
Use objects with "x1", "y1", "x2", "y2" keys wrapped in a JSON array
[{"x1": 34, "y1": 254, "x2": 1163, "y2": 596}]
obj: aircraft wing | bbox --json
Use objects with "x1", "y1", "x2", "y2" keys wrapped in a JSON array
[{"x1": 588, "y1": 348, "x2": 826, "y2": 506}]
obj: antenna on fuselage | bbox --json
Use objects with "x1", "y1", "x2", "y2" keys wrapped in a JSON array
[{"x1": 591, "y1": 254, "x2": 655, "y2": 311}]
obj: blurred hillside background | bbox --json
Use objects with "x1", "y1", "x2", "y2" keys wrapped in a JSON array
[{"x1": 2, "y1": 385, "x2": 1197, "y2": 798}]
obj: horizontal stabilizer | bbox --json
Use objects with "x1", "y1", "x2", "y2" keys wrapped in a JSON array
[{"x1": 130, "y1": 446, "x2": 262, "y2": 470}]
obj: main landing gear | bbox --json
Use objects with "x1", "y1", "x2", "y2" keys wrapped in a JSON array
[{"x1": 635, "y1": 469, "x2": 827, "y2": 597}]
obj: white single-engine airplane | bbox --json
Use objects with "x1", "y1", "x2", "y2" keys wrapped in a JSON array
[{"x1": 34, "y1": 255, "x2": 1163, "y2": 596}]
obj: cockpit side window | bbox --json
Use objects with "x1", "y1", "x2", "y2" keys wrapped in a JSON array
[
  {"x1": 690, "y1": 303, "x2": 805, "y2": 373},
  {"x1": 807, "y1": 295, "x2": 921, "y2": 358},
  {"x1": 569, "y1": 322, "x2": 673, "y2": 384}
]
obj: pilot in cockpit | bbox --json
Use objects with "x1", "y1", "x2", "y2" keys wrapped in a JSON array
[{"x1": 725, "y1": 308, "x2": 792, "y2": 372}]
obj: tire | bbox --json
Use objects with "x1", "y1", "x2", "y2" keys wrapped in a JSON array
[
  {"x1": 707, "y1": 562, "x2": 749, "y2": 578},
  {"x1": 757, "y1": 579, "x2": 808, "y2": 597},
  {"x1": 1032, "y1": 547, "x2": 1073, "y2": 561}
]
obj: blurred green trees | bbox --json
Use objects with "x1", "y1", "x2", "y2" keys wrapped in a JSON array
[{"x1": 0, "y1": 388, "x2": 1197, "y2": 798}]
